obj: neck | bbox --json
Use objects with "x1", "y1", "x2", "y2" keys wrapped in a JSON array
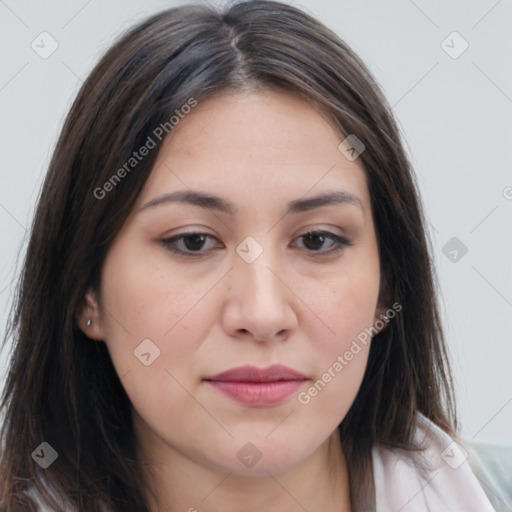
[{"x1": 136, "y1": 427, "x2": 353, "y2": 512}]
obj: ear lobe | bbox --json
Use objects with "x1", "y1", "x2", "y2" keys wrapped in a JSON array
[
  {"x1": 76, "y1": 288, "x2": 105, "y2": 341},
  {"x1": 373, "y1": 303, "x2": 391, "y2": 335}
]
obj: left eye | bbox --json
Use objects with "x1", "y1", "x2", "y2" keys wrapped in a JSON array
[{"x1": 292, "y1": 231, "x2": 351, "y2": 255}]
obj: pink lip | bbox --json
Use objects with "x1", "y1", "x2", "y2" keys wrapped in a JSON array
[{"x1": 204, "y1": 365, "x2": 307, "y2": 407}]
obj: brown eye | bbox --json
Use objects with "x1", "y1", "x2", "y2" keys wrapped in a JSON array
[
  {"x1": 182, "y1": 233, "x2": 207, "y2": 251},
  {"x1": 302, "y1": 232, "x2": 327, "y2": 251},
  {"x1": 160, "y1": 233, "x2": 221, "y2": 256},
  {"x1": 294, "y1": 231, "x2": 351, "y2": 255}
]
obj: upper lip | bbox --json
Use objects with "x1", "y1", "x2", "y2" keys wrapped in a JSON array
[{"x1": 204, "y1": 364, "x2": 307, "y2": 382}]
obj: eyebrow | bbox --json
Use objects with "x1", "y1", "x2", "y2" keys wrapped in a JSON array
[{"x1": 137, "y1": 189, "x2": 364, "y2": 216}]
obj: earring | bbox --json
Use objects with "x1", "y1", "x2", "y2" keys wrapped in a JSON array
[
  {"x1": 380, "y1": 315, "x2": 389, "y2": 322},
  {"x1": 86, "y1": 319, "x2": 92, "y2": 327}
]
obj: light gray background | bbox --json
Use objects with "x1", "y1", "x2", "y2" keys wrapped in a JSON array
[{"x1": 1, "y1": 0, "x2": 511, "y2": 445}]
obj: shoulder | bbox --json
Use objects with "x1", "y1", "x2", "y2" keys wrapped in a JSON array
[{"x1": 371, "y1": 413, "x2": 496, "y2": 511}]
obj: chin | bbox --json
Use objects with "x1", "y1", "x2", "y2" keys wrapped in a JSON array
[{"x1": 206, "y1": 436, "x2": 317, "y2": 477}]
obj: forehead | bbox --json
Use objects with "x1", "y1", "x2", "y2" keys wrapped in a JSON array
[{"x1": 135, "y1": 89, "x2": 370, "y2": 211}]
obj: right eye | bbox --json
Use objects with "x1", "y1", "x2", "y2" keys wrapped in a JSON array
[{"x1": 160, "y1": 232, "x2": 223, "y2": 257}]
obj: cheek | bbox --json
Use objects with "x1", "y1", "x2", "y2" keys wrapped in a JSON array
[
  {"x1": 99, "y1": 241, "x2": 215, "y2": 345},
  {"x1": 97, "y1": 246, "x2": 212, "y2": 400},
  {"x1": 295, "y1": 285, "x2": 375, "y2": 428},
  {"x1": 97, "y1": 248, "x2": 211, "y2": 439},
  {"x1": 307, "y1": 254, "x2": 381, "y2": 350},
  {"x1": 295, "y1": 252, "x2": 379, "y2": 412}
]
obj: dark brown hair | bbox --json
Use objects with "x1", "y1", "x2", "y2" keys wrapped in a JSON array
[{"x1": 0, "y1": 1, "x2": 456, "y2": 510}]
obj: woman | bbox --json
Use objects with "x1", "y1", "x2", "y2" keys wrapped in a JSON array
[{"x1": 0, "y1": 1, "x2": 496, "y2": 510}]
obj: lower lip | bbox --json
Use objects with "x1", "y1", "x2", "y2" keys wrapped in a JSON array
[{"x1": 206, "y1": 380, "x2": 305, "y2": 406}]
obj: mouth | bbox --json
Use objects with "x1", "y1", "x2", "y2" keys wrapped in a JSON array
[{"x1": 203, "y1": 365, "x2": 308, "y2": 407}]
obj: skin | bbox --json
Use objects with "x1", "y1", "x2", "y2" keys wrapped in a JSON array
[{"x1": 79, "y1": 89, "x2": 388, "y2": 512}]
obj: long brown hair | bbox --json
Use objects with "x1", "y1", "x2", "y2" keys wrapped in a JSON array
[{"x1": 0, "y1": 1, "x2": 456, "y2": 510}]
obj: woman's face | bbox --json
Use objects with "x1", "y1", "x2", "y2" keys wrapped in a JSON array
[{"x1": 84, "y1": 90, "x2": 385, "y2": 476}]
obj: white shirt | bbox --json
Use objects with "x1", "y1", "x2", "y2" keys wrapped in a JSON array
[{"x1": 372, "y1": 413, "x2": 496, "y2": 511}]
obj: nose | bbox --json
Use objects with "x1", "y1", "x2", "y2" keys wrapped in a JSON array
[{"x1": 221, "y1": 243, "x2": 298, "y2": 344}]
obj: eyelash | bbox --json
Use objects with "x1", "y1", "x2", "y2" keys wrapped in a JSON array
[{"x1": 160, "y1": 230, "x2": 352, "y2": 258}]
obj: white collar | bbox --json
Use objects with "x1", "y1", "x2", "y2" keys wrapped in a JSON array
[{"x1": 372, "y1": 413, "x2": 495, "y2": 511}]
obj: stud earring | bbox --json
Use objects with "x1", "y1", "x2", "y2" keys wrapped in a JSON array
[{"x1": 86, "y1": 319, "x2": 92, "y2": 327}]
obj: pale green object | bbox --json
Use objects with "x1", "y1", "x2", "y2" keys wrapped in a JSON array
[{"x1": 465, "y1": 441, "x2": 512, "y2": 512}]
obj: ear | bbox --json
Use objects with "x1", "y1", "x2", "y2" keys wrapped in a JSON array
[
  {"x1": 76, "y1": 288, "x2": 106, "y2": 341},
  {"x1": 373, "y1": 273, "x2": 393, "y2": 334},
  {"x1": 371, "y1": 302, "x2": 391, "y2": 336}
]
